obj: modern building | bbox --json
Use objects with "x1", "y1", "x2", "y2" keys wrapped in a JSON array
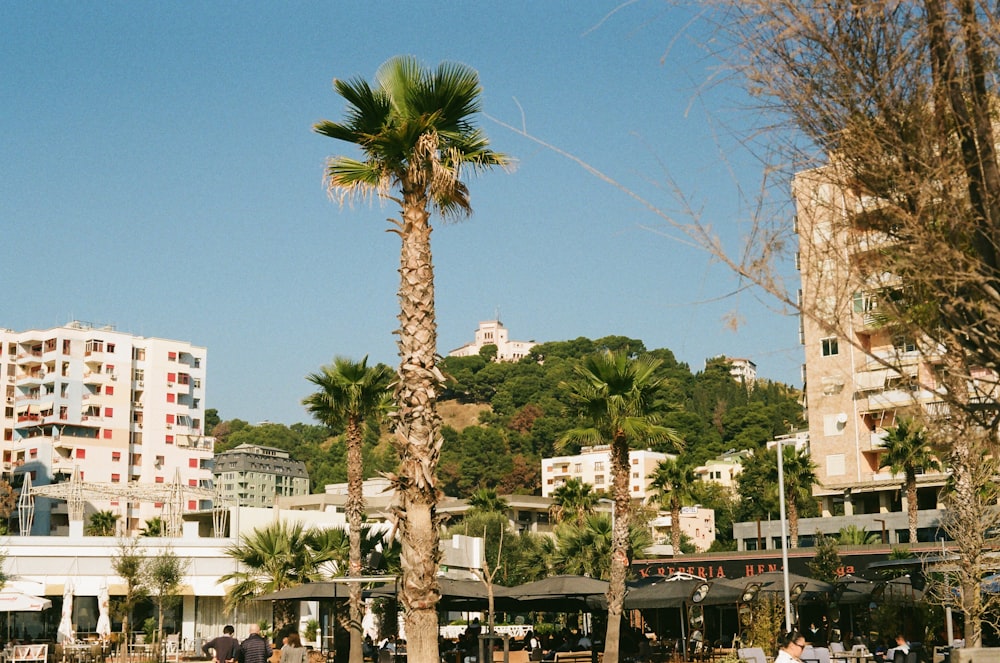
[
  {"x1": 791, "y1": 166, "x2": 949, "y2": 539},
  {"x1": 213, "y1": 443, "x2": 310, "y2": 508},
  {"x1": 693, "y1": 450, "x2": 748, "y2": 490},
  {"x1": 725, "y1": 357, "x2": 758, "y2": 385},
  {"x1": 541, "y1": 445, "x2": 672, "y2": 500},
  {"x1": 648, "y1": 506, "x2": 717, "y2": 553},
  {"x1": 448, "y1": 320, "x2": 536, "y2": 362},
  {"x1": 0, "y1": 321, "x2": 215, "y2": 535}
]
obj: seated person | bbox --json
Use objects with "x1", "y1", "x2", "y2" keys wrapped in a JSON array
[{"x1": 886, "y1": 635, "x2": 910, "y2": 663}]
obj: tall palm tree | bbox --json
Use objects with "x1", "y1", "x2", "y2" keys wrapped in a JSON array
[
  {"x1": 314, "y1": 55, "x2": 509, "y2": 661},
  {"x1": 647, "y1": 458, "x2": 696, "y2": 556},
  {"x1": 220, "y1": 522, "x2": 340, "y2": 627},
  {"x1": 559, "y1": 350, "x2": 681, "y2": 663},
  {"x1": 777, "y1": 445, "x2": 817, "y2": 549},
  {"x1": 304, "y1": 356, "x2": 393, "y2": 663},
  {"x1": 549, "y1": 478, "x2": 599, "y2": 526},
  {"x1": 85, "y1": 510, "x2": 119, "y2": 536},
  {"x1": 879, "y1": 417, "x2": 939, "y2": 544}
]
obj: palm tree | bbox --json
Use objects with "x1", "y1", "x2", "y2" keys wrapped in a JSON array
[
  {"x1": 140, "y1": 517, "x2": 164, "y2": 537},
  {"x1": 304, "y1": 356, "x2": 393, "y2": 663},
  {"x1": 647, "y1": 458, "x2": 697, "y2": 556},
  {"x1": 86, "y1": 510, "x2": 119, "y2": 536},
  {"x1": 468, "y1": 487, "x2": 509, "y2": 514},
  {"x1": 549, "y1": 478, "x2": 599, "y2": 526},
  {"x1": 220, "y1": 521, "x2": 339, "y2": 627},
  {"x1": 838, "y1": 524, "x2": 879, "y2": 546},
  {"x1": 314, "y1": 55, "x2": 509, "y2": 661},
  {"x1": 559, "y1": 350, "x2": 681, "y2": 663},
  {"x1": 777, "y1": 445, "x2": 818, "y2": 548},
  {"x1": 879, "y1": 417, "x2": 939, "y2": 544}
]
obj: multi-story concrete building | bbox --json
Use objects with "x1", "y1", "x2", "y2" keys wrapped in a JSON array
[
  {"x1": 791, "y1": 167, "x2": 948, "y2": 541},
  {"x1": 693, "y1": 450, "x2": 749, "y2": 490},
  {"x1": 213, "y1": 443, "x2": 309, "y2": 507},
  {"x1": 0, "y1": 322, "x2": 215, "y2": 534},
  {"x1": 541, "y1": 445, "x2": 672, "y2": 500},
  {"x1": 448, "y1": 320, "x2": 535, "y2": 362}
]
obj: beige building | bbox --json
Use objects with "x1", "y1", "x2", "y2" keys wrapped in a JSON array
[
  {"x1": 213, "y1": 443, "x2": 309, "y2": 508},
  {"x1": 448, "y1": 320, "x2": 535, "y2": 362},
  {"x1": 541, "y1": 445, "x2": 672, "y2": 500},
  {"x1": 792, "y1": 167, "x2": 948, "y2": 540}
]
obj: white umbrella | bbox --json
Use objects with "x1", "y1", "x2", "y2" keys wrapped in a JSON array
[
  {"x1": 0, "y1": 591, "x2": 51, "y2": 612},
  {"x1": 95, "y1": 580, "x2": 111, "y2": 639},
  {"x1": 57, "y1": 579, "x2": 74, "y2": 644}
]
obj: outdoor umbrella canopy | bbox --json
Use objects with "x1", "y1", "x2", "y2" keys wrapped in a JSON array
[
  {"x1": 366, "y1": 577, "x2": 515, "y2": 609},
  {"x1": 95, "y1": 581, "x2": 111, "y2": 639},
  {"x1": 748, "y1": 571, "x2": 834, "y2": 594},
  {"x1": 0, "y1": 592, "x2": 51, "y2": 612},
  {"x1": 57, "y1": 579, "x2": 74, "y2": 644},
  {"x1": 254, "y1": 582, "x2": 353, "y2": 601},
  {"x1": 504, "y1": 575, "x2": 609, "y2": 611},
  {"x1": 623, "y1": 577, "x2": 711, "y2": 610}
]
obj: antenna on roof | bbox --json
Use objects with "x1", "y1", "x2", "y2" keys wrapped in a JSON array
[{"x1": 495, "y1": 306, "x2": 501, "y2": 323}]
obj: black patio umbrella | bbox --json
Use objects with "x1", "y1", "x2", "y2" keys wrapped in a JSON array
[
  {"x1": 254, "y1": 582, "x2": 354, "y2": 601},
  {"x1": 367, "y1": 577, "x2": 514, "y2": 610},
  {"x1": 624, "y1": 577, "x2": 709, "y2": 610},
  {"x1": 505, "y1": 575, "x2": 609, "y2": 611}
]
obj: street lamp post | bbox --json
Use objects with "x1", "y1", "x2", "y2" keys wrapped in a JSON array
[{"x1": 776, "y1": 437, "x2": 793, "y2": 632}]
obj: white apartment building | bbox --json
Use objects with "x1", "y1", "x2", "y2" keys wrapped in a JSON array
[
  {"x1": 0, "y1": 322, "x2": 215, "y2": 535},
  {"x1": 541, "y1": 446, "x2": 672, "y2": 499},
  {"x1": 726, "y1": 357, "x2": 757, "y2": 385},
  {"x1": 693, "y1": 452, "x2": 747, "y2": 490},
  {"x1": 448, "y1": 320, "x2": 536, "y2": 362}
]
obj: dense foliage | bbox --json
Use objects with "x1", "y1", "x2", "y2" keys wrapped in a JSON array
[{"x1": 208, "y1": 335, "x2": 803, "y2": 500}]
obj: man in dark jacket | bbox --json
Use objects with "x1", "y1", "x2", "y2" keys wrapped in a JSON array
[
  {"x1": 203, "y1": 625, "x2": 241, "y2": 663},
  {"x1": 240, "y1": 624, "x2": 272, "y2": 663}
]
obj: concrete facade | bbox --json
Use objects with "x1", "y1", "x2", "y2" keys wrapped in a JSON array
[
  {"x1": 0, "y1": 322, "x2": 214, "y2": 535},
  {"x1": 541, "y1": 446, "x2": 672, "y2": 500},
  {"x1": 213, "y1": 443, "x2": 309, "y2": 508},
  {"x1": 792, "y1": 168, "x2": 949, "y2": 534}
]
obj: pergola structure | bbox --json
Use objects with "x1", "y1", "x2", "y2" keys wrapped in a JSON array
[{"x1": 18, "y1": 467, "x2": 231, "y2": 537}]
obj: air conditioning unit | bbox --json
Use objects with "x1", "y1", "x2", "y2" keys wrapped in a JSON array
[
  {"x1": 137, "y1": 381, "x2": 144, "y2": 387},
  {"x1": 109, "y1": 374, "x2": 118, "y2": 381},
  {"x1": 5, "y1": 397, "x2": 11, "y2": 404},
  {"x1": 166, "y1": 424, "x2": 172, "y2": 429}
]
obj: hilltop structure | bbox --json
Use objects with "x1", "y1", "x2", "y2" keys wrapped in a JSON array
[{"x1": 448, "y1": 319, "x2": 535, "y2": 362}]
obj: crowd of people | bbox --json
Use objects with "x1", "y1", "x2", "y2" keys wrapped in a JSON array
[{"x1": 203, "y1": 624, "x2": 311, "y2": 663}]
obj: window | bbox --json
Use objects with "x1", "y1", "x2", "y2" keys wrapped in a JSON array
[
  {"x1": 189, "y1": 458, "x2": 198, "y2": 468},
  {"x1": 189, "y1": 479, "x2": 198, "y2": 487},
  {"x1": 76, "y1": 448, "x2": 86, "y2": 459},
  {"x1": 166, "y1": 414, "x2": 175, "y2": 424},
  {"x1": 104, "y1": 407, "x2": 113, "y2": 417},
  {"x1": 168, "y1": 351, "x2": 177, "y2": 360},
  {"x1": 29, "y1": 448, "x2": 37, "y2": 459},
  {"x1": 111, "y1": 473, "x2": 120, "y2": 483},
  {"x1": 595, "y1": 475, "x2": 604, "y2": 485},
  {"x1": 112, "y1": 452, "x2": 121, "y2": 461},
  {"x1": 105, "y1": 386, "x2": 114, "y2": 396},
  {"x1": 631, "y1": 458, "x2": 638, "y2": 465},
  {"x1": 821, "y1": 337, "x2": 839, "y2": 356},
  {"x1": 166, "y1": 393, "x2": 175, "y2": 403},
  {"x1": 166, "y1": 435, "x2": 174, "y2": 444},
  {"x1": 133, "y1": 368, "x2": 145, "y2": 382},
  {"x1": 133, "y1": 347, "x2": 146, "y2": 361},
  {"x1": 155, "y1": 477, "x2": 164, "y2": 484},
  {"x1": 62, "y1": 340, "x2": 71, "y2": 354},
  {"x1": 167, "y1": 372, "x2": 176, "y2": 383},
  {"x1": 188, "y1": 500, "x2": 197, "y2": 510},
  {"x1": 893, "y1": 335, "x2": 917, "y2": 353},
  {"x1": 106, "y1": 343, "x2": 115, "y2": 354},
  {"x1": 103, "y1": 429, "x2": 112, "y2": 440},
  {"x1": 594, "y1": 461, "x2": 605, "y2": 472}
]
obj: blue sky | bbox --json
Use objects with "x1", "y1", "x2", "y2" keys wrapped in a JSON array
[{"x1": 2, "y1": 2, "x2": 802, "y2": 426}]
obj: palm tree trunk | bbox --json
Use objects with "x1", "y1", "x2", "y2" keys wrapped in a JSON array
[
  {"x1": 906, "y1": 473, "x2": 918, "y2": 546},
  {"x1": 394, "y1": 188, "x2": 442, "y2": 663},
  {"x1": 347, "y1": 418, "x2": 365, "y2": 663},
  {"x1": 788, "y1": 499, "x2": 799, "y2": 549},
  {"x1": 603, "y1": 435, "x2": 631, "y2": 663},
  {"x1": 670, "y1": 500, "x2": 681, "y2": 557}
]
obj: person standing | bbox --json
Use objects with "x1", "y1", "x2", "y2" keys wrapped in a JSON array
[
  {"x1": 241, "y1": 625, "x2": 273, "y2": 663},
  {"x1": 203, "y1": 625, "x2": 241, "y2": 663},
  {"x1": 776, "y1": 632, "x2": 807, "y2": 663},
  {"x1": 280, "y1": 633, "x2": 307, "y2": 663}
]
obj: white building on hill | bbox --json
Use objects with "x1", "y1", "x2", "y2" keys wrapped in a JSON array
[{"x1": 448, "y1": 320, "x2": 535, "y2": 362}]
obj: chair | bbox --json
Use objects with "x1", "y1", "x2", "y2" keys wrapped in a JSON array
[
  {"x1": 738, "y1": 647, "x2": 768, "y2": 663},
  {"x1": 830, "y1": 643, "x2": 846, "y2": 655}
]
